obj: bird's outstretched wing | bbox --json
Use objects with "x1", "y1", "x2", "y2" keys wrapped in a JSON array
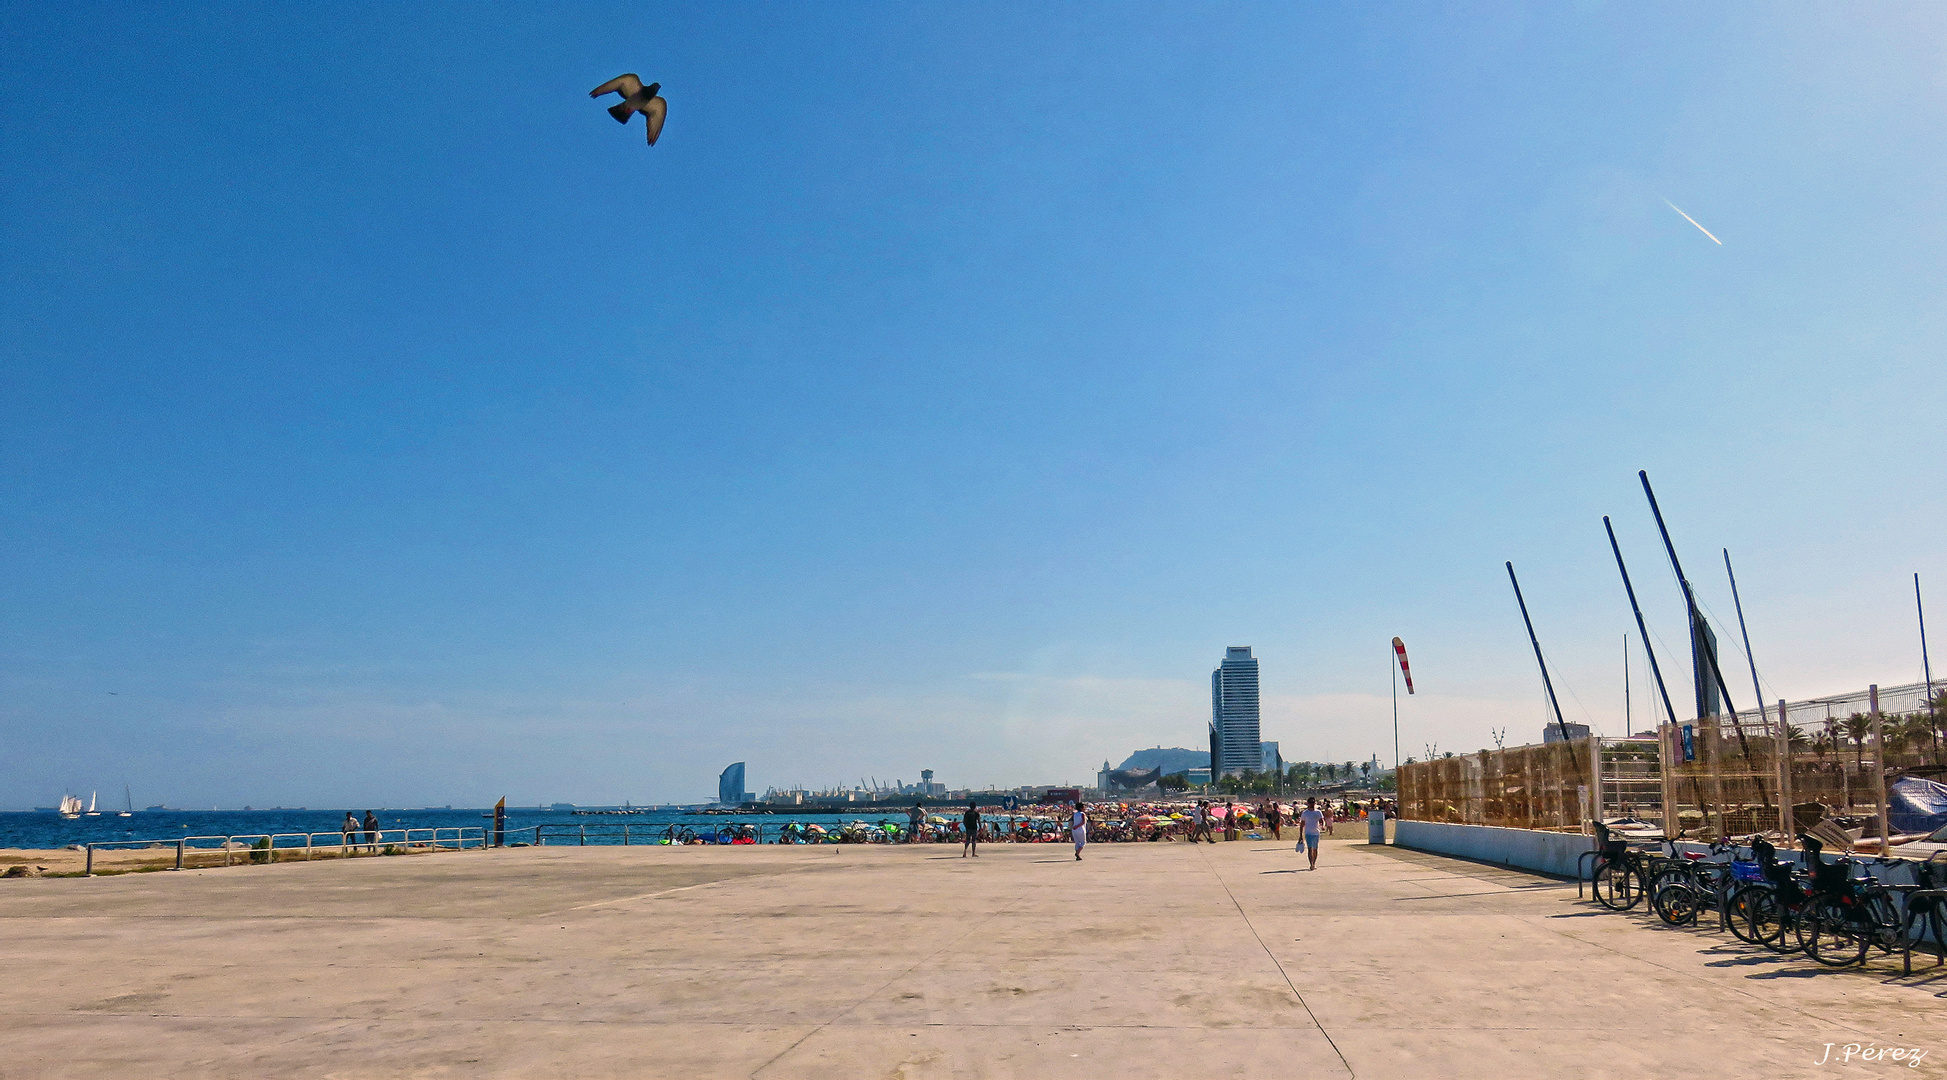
[
  {"x1": 590, "y1": 74, "x2": 643, "y2": 99},
  {"x1": 642, "y1": 96, "x2": 667, "y2": 145}
]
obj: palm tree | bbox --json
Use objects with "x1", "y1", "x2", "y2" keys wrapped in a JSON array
[
  {"x1": 1843, "y1": 713, "x2": 1871, "y2": 773},
  {"x1": 1891, "y1": 712, "x2": 1923, "y2": 761},
  {"x1": 1785, "y1": 723, "x2": 1809, "y2": 755}
]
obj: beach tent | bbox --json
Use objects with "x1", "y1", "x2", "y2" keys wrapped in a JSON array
[{"x1": 1889, "y1": 776, "x2": 1947, "y2": 835}]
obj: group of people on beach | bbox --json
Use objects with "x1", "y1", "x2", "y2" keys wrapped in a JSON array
[
  {"x1": 339, "y1": 810, "x2": 381, "y2": 850},
  {"x1": 782, "y1": 796, "x2": 1391, "y2": 849},
  {"x1": 937, "y1": 796, "x2": 1382, "y2": 869},
  {"x1": 950, "y1": 800, "x2": 1088, "y2": 859},
  {"x1": 1182, "y1": 797, "x2": 1332, "y2": 868}
]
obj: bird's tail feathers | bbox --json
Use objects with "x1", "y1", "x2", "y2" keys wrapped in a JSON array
[{"x1": 608, "y1": 102, "x2": 635, "y2": 124}]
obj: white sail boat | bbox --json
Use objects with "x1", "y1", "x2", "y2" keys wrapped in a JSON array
[
  {"x1": 85, "y1": 791, "x2": 100, "y2": 817},
  {"x1": 58, "y1": 794, "x2": 82, "y2": 818},
  {"x1": 119, "y1": 785, "x2": 134, "y2": 817}
]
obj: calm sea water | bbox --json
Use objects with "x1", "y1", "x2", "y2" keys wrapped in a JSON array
[{"x1": 0, "y1": 807, "x2": 937, "y2": 850}]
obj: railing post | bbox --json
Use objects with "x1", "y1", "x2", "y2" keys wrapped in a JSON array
[
  {"x1": 224, "y1": 837, "x2": 233, "y2": 867},
  {"x1": 85, "y1": 844, "x2": 95, "y2": 877},
  {"x1": 174, "y1": 839, "x2": 184, "y2": 871},
  {"x1": 623, "y1": 824, "x2": 629, "y2": 846},
  {"x1": 580, "y1": 824, "x2": 586, "y2": 847}
]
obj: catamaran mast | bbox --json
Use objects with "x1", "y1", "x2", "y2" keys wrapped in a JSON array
[{"x1": 1506, "y1": 561, "x2": 1583, "y2": 783}]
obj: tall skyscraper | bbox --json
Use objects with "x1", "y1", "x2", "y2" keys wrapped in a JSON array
[
  {"x1": 1210, "y1": 646, "x2": 1262, "y2": 776},
  {"x1": 718, "y1": 762, "x2": 749, "y2": 806}
]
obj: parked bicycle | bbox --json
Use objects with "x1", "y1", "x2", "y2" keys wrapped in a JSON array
[
  {"x1": 1588, "y1": 821, "x2": 1666, "y2": 911},
  {"x1": 1647, "y1": 836, "x2": 1768, "y2": 944}
]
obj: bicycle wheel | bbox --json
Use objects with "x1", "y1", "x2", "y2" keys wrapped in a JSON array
[
  {"x1": 1803, "y1": 901, "x2": 1868, "y2": 967},
  {"x1": 1653, "y1": 882, "x2": 1702, "y2": 927},
  {"x1": 1593, "y1": 861, "x2": 1642, "y2": 911},
  {"x1": 1725, "y1": 884, "x2": 1766, "y2": 944},
  {"x1": 1864, "y1": 892, "x2": 1905, "y2": 955},
  {"x1": 1743, "y1": 887, "x2": 1787, "y2": 947},
  {"x1": 1646, "y1": 866, "x2": 1689, "y2": 901}
]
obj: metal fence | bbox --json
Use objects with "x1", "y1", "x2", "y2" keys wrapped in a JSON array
[
  {"x1": 85, "y1": 828, "x2": 484, "y2": 875},
  {"x1": 1397, "y1": 739, "x2": 1597, "y2": 832},
  {"x1": 1400, "y1": 679, "x2": 1945, "y2": 848}
]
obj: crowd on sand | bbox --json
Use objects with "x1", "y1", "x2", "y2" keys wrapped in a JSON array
[{"x1": 766, "y1": 798, "x2": 1399, "y2": 845}]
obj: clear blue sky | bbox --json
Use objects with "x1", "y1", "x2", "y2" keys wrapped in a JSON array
[{"x1": 4, "y1": 4, "x2": 1944, "y2": 808}]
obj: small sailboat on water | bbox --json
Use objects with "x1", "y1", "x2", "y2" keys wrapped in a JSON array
[
  {"x1": 84, "y1": 791, "x2": 100, "y2": 817},
  {"x1": 58, "y1": 794, "x2": 83, "y2": 819},
  {"x1": 119, "y1": 785, "x2": 134, "y2": 818}
]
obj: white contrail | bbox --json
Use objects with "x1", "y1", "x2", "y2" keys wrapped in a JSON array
[{"x1": 1663, "y1": 199, "x2": 1722, "y2": 245}]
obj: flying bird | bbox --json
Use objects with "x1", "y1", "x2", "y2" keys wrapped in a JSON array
[
  {"x1": 1663, "y1": 200, "x2": 1722, "y2": 245},
  {"x1": 590, "y1": 74, "x2": 666, "y2": 145}
]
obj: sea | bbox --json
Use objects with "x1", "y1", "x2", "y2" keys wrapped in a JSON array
[{"x1": 0, "y1": 806, "x2": 933, "y2": 850}]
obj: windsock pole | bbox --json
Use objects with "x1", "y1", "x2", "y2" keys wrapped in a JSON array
[{"x1": 1391, "y1": 637, "x2": 1413, "y2": 773}]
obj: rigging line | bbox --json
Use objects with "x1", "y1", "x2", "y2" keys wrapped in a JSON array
[
  {"x1": 1688, "y1": 590, "x2": 1771, "y2": 704},
  {"x1": 1534, "y1": 644, "x2": 1606, "y2": 736},
  {"x1": 1194, "y1": 843, "x2": 1355, "y2": 1078}
]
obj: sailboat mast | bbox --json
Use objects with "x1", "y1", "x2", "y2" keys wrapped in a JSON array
[
  {"x1": 1505, "y1": 561, "x2": 1582, "y2": 783},
  {"x1": 1604, "y1": 516, "x2": 1678, "y2": 725},
  {"x1": 1723, "y1": 549, "x2": 1766, "y2": 719},
  {"x1": 1919, "y1": 574, "x2": 1934, "y2": 706}
]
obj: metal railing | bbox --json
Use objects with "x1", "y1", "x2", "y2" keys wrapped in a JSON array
[{"x1": 84, "y1": 828, "x2": 485, "y2": 875}]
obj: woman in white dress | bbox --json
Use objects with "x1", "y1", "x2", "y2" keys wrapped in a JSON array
[{"x1": 1071, "y1": 801, "x2": 1088, "y2": 861}]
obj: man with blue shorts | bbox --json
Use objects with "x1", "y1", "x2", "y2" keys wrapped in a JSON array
[{"x1": 1297, "y1": 797, "x2": 1324, "y2": 871}]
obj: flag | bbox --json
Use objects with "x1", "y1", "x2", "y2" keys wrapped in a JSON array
[{"x1": 1392, "y1": 637, "x2": 1414, "y2": 694}]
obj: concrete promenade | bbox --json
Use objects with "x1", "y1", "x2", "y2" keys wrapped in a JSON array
[{"x1": 1, "y1": 836, "x2": 1939, "y2": 1078}]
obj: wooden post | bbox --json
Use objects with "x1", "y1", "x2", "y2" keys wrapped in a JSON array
[
  {"x1": 1660, "y1": 723, "x2": 1675, "y2": 839},
  {"x1": 1705, "y1": 715, "x2": 1727, "y2": 839},
  {"x1": 1776, "y1": 699, "x2": 1794, "y2": 845},
  {"x1": 1871, "y1": 685, "x2": 1891, "y2": 852},
  {"x1": 1590, "y1": 736, "x2": 1603, "y2": 829}
]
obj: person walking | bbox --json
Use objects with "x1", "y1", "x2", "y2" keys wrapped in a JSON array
[
  {"x1": 962, "y1": 801, "x2": 981, "y2": 858},
  {"x1": 1297, "y1": 797, "x2": 1325, "y2": 870},
  {"x1": 341, "y1": 812, "x2": 358, "y2": 852},
  {"x1": 908, "y1": 802, "x2": 925, "y2": 844},
  {"x1": 1071, "y1": 801, "x2": 1088, "y2": 860},
  {"x1": 1223, "y1": 800, "x2": 1237, "y2": 842},
  {"x1": 362, "y1": 810, "x2": 380, "y2": 852},
  {"x1": 1267, "y1": 800, "x2": 1283, "y2": 841}
]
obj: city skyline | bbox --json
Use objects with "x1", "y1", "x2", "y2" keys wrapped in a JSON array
[{"x1": 3, "y1": 7, "x2": 1944, "y2": 809}]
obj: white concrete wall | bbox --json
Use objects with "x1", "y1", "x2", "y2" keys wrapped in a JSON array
[{"x1": 1393, "y1": 820, "x2": 1593, "y2": 878}]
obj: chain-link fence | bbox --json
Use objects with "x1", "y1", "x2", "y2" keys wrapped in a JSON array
[{"x1": 1400, "y1": 679, "x2": 1945, "y2": 843}]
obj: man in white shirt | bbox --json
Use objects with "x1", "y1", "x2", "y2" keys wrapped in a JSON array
[
  {"x1": 1071, "y1": 801, "x2": 1088, "y2": 861},
  {"x1": 1297, "y1": 797, "x2": 1325, "y2": 871}
]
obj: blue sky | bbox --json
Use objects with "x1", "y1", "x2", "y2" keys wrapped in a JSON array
[{"x1": 4, "y1": 4, "x2": 1944, "y2": 808}]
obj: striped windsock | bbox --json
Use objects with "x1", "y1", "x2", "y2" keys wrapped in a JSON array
[{"x1": 1392, "y1": 637, "x2": 1414, "y2": 694}]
